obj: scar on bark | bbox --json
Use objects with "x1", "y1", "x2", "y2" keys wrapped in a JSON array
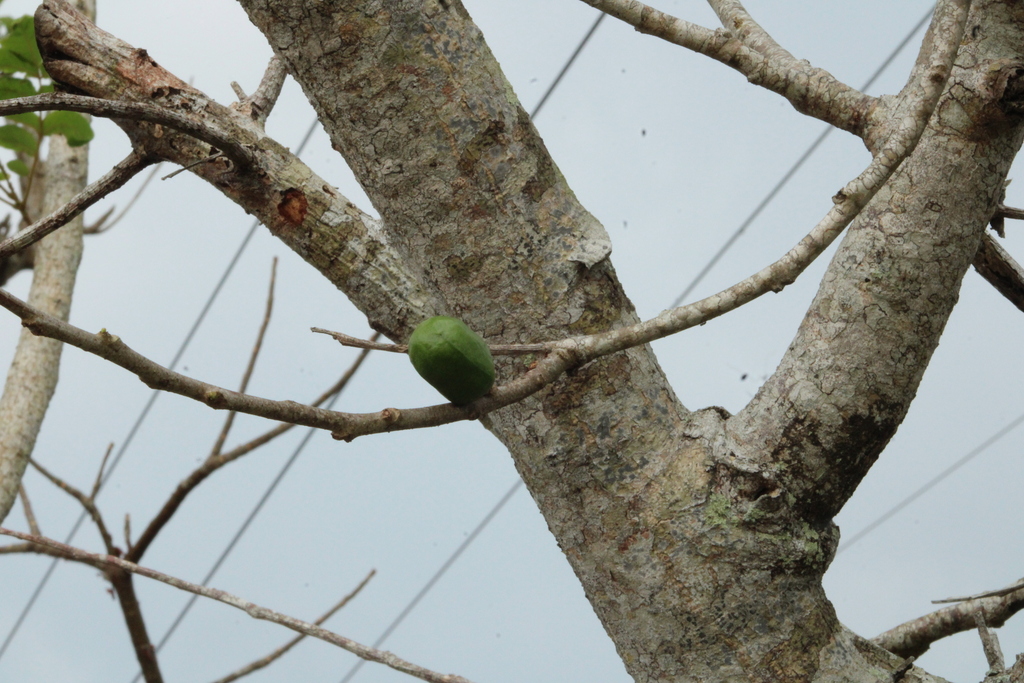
[{"x1": 278, "y1": 188, "x2": 308, "y2": 226}]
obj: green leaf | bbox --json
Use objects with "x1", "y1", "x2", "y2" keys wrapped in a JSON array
[
  {"x1": 42, "y1": 111, "x2": 93, "y2": 146},
  {"x1": 7, "y1": 158, "x2": 29, "y2": 176},
  {"x1": 0, "y1": 123, "x2": 35, "y2": 153},
  {"x1": 0, "y1": 16, "x2": 42, "y2": 77},
  {"x1": 0, "y1": 76, "x2": 33, "y2": 100},
  {"x1": 5, "y1": 112, "x2": 39, "y2": 129}
]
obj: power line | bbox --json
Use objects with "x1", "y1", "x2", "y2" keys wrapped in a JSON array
[
  {"x1": 340, "y1": 480, "x2": 524, "y2": 683},
  {"x1": 669, "y1": 7, "x2": 933, "y2": 309},
  {"x1": 836, "y1": 410, "x2": 1024, "y2": 555},
  {"x1": 0, "y1": 116, "x2": 322, "y2": 665}
]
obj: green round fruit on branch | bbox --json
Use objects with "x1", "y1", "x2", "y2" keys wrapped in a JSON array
[{"x1": 408, "y1": 316, "x2": 495, "y2": 406}]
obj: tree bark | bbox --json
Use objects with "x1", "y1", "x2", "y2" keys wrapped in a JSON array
[
  {"x1": 27, "y1": 0, "x2": 1024, "y2": 680},
  {"x1": 0, "y1": 0, "x2": 92, "y2": 526},
  {"x1": 231, "y1": 1, "x2": 1024, "y2": 681}
]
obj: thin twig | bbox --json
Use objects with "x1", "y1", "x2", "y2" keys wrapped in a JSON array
[
  {"x1": 161, "y1": 153, "x2": 223, "y2": 181},
  {"x1": 312, "y1": 327, "x2": 552, "y2": 356},
  {"x1": 90, "y1": 442, "x2": 115, "y2": 500},
  {"x1": 126, "y1": 335, "x2": 378, "y2": 563},
  {"x1": 995, "y1": 204, "x2": 1024, "y2": 222},
  {"x1": 935, "y1": 577, "x2": 1024, "y2": 604},
  {"x1": 18, "y1": 484, "x2": 40, "y2": 536},
  {"x1": 974, "y1": 609, "x2": 1006, "y2": 674},
  {"x1": 87, "y1": 162, "x2": 165, "y2": 234},
  {"x1": 210, "y1": 258, "x2": 277, "y2": 458},
  {"x1": 83, "y1": 205, "x2": 115, "y2": 234},
  {"x1": 124, "y1": 513, "x2": 133, "y2": 555},
  {"x1": 892, "y1": 656, "x2": 916, "y2": 683},
  {"x1": 28, "y1": 457, "x2": 115, "y2": 553},
  {"x1": 0, "y1": 528, "x2": 475, "y2": 683},
  {"x1": 211, "y1": 569, "x2": 376, "y2": 683},
  {"x1": 0, "y1": 149, "x2": 154, "y2": 260}
]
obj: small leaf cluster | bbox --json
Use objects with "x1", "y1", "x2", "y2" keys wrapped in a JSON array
[{"x1": 0, "y1": 13, "x2": 94, "y2": 217}]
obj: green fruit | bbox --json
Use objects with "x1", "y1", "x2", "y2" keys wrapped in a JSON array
[{"x1": 408, "y1": 316, "x2": 495, "y2": 405}]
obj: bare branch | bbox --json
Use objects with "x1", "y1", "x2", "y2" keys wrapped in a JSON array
[
  {"x1": 35, "y1": 0, "x2": 438, "y2": 336},
  {"x1": 124, "y1": 513, "x2": 132, "y2": 554},
  {"x1": 29, "y1": 457, "x2": 115, "y2": 553},
  {"x1": 975, "y1": 609, "x2": 1006, "y2": 675},
  {"x1": 892, "y1": 656, "x2": 916, "y2": 683},
  {"x1": 126, "y1": 338, "x2": 378, "y2": 563},
  {"x1": 0, "y1": 93, "x2": 258, "y2": 170},
  {"x1": 707, "y1": 0, "x2": 796, "y2": 62},
  {"x1": 935, "y1": 577, "x2": 1024, "y2": 604},
  {"x1": 872, "y1": 580, "x2": 1024, "y2": 659},
  {"x1": 211, "y1": 569, "x2": 376, "y2": 683},
  {"x1": 86, "y1": 162, "x2": 164, "y2": 235},
  {"x1": 210, "y1": 258, "x2": 277, "y2": 458},
  {"x1": 90, "y1": 442, "x2": 114, "y2": 500},
  {"x1": 110, "y1": 568, "x2": 164, "y2": 683},
  {"x1": 312, "y1": 327, "x2": 553, "y2": 356},
  {"x1": 863, "y1": 0, "x2": 970, "y2": 154},
  {"x1": 0, "y1": 283, "x2": 575, "y2": 440},
  {"x1": 18, "y1": 484, "x2": 40, "y2": 536},
  {"x1": 973, "y1": 232, "x2": 1024, "y2": 313},
  {"x1": 234, "y1": 55, "x2": 288, "y2": 128},
  {"x1": 579, "y1": 0, "x2": 875, "y2": 136},
  {"x1": 0, "y1": 150, "x2": 154, "y2": 260},
  {"x1": 0, "y1": 528, "x2": 476, "y2": 683}
]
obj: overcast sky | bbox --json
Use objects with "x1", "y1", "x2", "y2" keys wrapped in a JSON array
[{"x1": 2, "y1": 1, "x2": 1024, "y2": 682}]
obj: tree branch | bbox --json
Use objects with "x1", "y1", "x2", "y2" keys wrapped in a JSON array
[
  {"x1": 312, "y1": 327, "x2": 554, "y2": 356},
  {"x1": 579, "y1": 0, "x2": 876, "y2": 136},
  {"x1": 109, "y1": 568, "x2": 163, "y2": 683},
  {"x1": 0, "y1": 149, "x2": 155, "y2": 261},
  {"x1": 210, "y1": 569, "x2": 375, "y2": 683},
  {"x1": 0, "y1": 93, "x2": 257, "y2": 170},
  {"x1": 209, "y1": 259, "x2": 276, "y2": 458},
  {"x1": 707, "y1": 0, "x2": 796, "y2": 62},
  {"x1": 973, "y1": 231, "x2": 1024, "y2": 313},
  {"x1": 872, "y1": 581, "x2": 1024, "y2": 660},
  {"x1": 125, "y1": 338, "x2": 377, "y2": 563},
  {"x1": 35, "y1": 0, "x2": 438, "y2": 340},
  {"x1": 17, "y1": 484, "x2": 40, "y2": 536},
  {"x1": 0, "y1": 528, "x2": 475, "y2": 683},
  {"x1": 28, "y1": 457, "x2": 114, "y2": 553},
  {"x1": 0, "y1": 36, "x2": 949, "y2": 444},
  {"x1": 727, "y1": 0, "x2": 972, "y2": 520},
  {"x1": 232, "y1": 55, "x2": 288, "y2": 128}
]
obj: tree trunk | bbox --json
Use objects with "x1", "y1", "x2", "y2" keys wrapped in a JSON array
[
  {"x1": 30, "y1": 0, "x2": 1024, "y2": 680},
  {"x1": 231, "y1": 1, "x2": 1024, "y2": 681}
]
